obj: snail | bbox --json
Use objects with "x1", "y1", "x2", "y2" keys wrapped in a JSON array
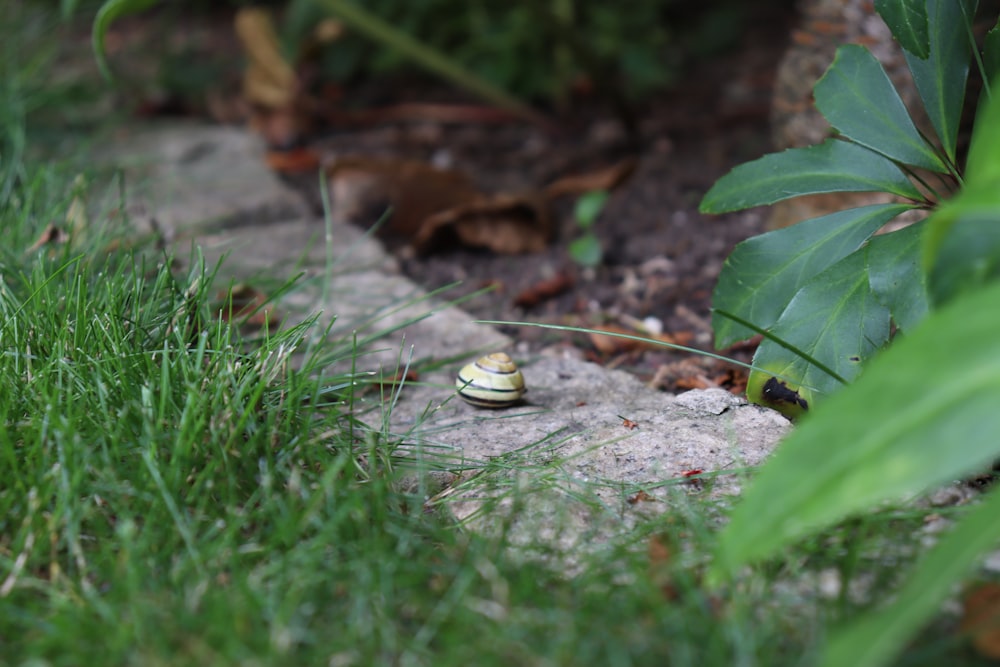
[{"x1": 455, "y1": 352, "x2": 526, "y2": 408}]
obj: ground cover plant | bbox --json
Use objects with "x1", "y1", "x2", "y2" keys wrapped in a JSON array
[
  {"x1": 700, "y1": 0, "x2": 1000, "y2": 664},
  {"x1": 0, "y1": 168, "x2": 856, "y2": 665}
]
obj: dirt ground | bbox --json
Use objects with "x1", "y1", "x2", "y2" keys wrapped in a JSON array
[
  {"x1": 107, "y1": 3, "x2": 800, "y2": 392},
  {"x1": 295, "y1": 4, "x2": 797, "y2": 392}
]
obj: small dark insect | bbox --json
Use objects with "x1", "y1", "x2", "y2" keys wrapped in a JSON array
[
  {"x1": 762, "y1": 376, "x2": 809, "y2": 410},
  {"x1": 680, "y1": 469, "x2": 703, "y2": 478}
]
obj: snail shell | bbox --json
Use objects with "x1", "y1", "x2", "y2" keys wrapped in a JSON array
[{"x1": 456, "y1": 352, "x2": 526, "y2": 408}]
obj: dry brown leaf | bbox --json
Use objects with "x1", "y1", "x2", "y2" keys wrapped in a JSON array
[
  {"x1": 413, "y1": 192, "x2": 551, "y2": 254},
  {"x1": 235, "y1": 9, "x2": 297, "y2": 109},
  {"x1": 26, "y1": 224, "x2": 66, "y2": 254},
  {"x1": 322, "y1": 155, "x2": 640, "y2": 255},
  {"x1": 265, "y1": 147, "x2": 322, "y2": 174},
  {"x1": 961, "y1": 583, "x2": 1000, "y2": 659},
  {"x1": 619, "y1": 415, "x2": 639, "y2": 430},
  {"x1": 588, "y1": 324, "x2": 644, "y2": 355},
  {"x1": 375, "y1": 369, "x2": 419, "y2": 391},
  {"x1": 647, "y1": 534, "x2": 679, "y2": 601},
  {"x1": 512, "y1": 271, "x2": 575, "y2": 308},
  {"x1": 541, "y1": 157, "x2": 638, "y2": 199},
  {"x1": 627, "y1": 490, "x2": 654, "y2": 505},
  {"x1": 236, "y1": 8, "x2": 316, "y2": 148},
  {"x1": 217, "y1": 284, "x2": 280, "y2": 329},
  {"x1": 327, "y1": 156, "x2": 481, "y2": 238},
  {"x1": 588, "y1": 323, "x2": 694, "y2": 356}
]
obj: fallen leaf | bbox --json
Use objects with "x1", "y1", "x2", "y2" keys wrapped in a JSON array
[
  {"x1": 325, "y1": 156, "x2": 638, "y2": 255},
  {"x1": 542, "y1": 158, "x2": 638, "y2": 199},
  {"x1": 588, "y1": 322, "x2": 695, "y2": 356},
  {"x1": 627, "y1": 490, "x2": 655, "y2": 505},
  {"x1": 588, "y1": 324, "x2": 645, "y2": 355},
  {"x1": 376, "y1": 369, "x2": 419, "y2": 391},
  {"x1": 647, "y1": 534, "x2": 678, "y2": 600},
  {"x1": 512, "y1": 271, "x2": 575, "y2": 308},
  {"x1": 235, "y1": 8, "x2": 297, "y2": 109},
  {"x1": 326, "y1": 156, "x2": 481, "y2": 239},
  {"x1": 26, "y1": 224, "x2": 66, "y2": 254},
  {"x1": 265, "y1": 147, "x2": 322, "y2": 174},
  {"x1": 217, "y1": 284, "x2": 280, "y2": 329},
  {"x1": 674, "y1": 374, "x2": 716, "y2": 390},
  {"x1": 618, "y1": 415, "x2": 639, "y2": 430},
  {"x1": 235, "y1": 8, "x2": 314, "y2": 147},
  {"x1": 962, "y1": 583, "x2": 1000, "y2": 659},
  {"x1": 412, "y1": 191, "x2": 551, "y2": 254},
  {"x1": 650, "y1": 356, "x2": 739, "y2": 393}
]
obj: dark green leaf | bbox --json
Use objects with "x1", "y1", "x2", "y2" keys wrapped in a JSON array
[
  {"x1": 750, "y1": 250, "x2": 891, "y2": 401},
  {"x1": 574, "y1": 190, "x2": 609, "y2": 228},
  {"x1": 713, "y1": 204, "x2": 911, "y2": 347},
  {"x1": 928, "y1": 201, "x2": 1000, "y2": 305},
  {"x1": 875, "y1": 0, "x2": 929, "y2": 59},
  {"x1": 984, "y1": 26, "x2": 1000, "y2": 88},
  {"x1": 92, "y1": 0, "x2": 160, "y2": 80},
  {"x1": 699, "y1": 140, "x2": 923, "y2": 214},
  {"x1": 822, "y1": 487, "x2": 1000, "y2": 667},
  {"x1": 712, "y1": 280, "x2": 1000, "y2": 580},
  {"x1": 814, "y1": 45, "x2": 945, "y2": 171},
  {"x1": 865, "y1": 221, "x2": 930, "y2": 333},
  {"x1": 903, "y1": 0, "x2": 975, "y2": 161},
  {"x1": 924, "y1": 89, "x2": 1000, "y2": 290},
  {"x1": 965, "y1": 69, "x2": 1000, "y2": 186}
]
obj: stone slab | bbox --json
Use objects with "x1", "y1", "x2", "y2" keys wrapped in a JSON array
[{"x1": 100, "y1": 121, "x2": 793, "y2": 560}]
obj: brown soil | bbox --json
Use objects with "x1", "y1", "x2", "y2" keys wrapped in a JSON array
[{"x1": 303, "y1": 4, "x2": 797, "y2": 391}]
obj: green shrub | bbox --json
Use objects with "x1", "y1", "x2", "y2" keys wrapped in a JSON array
[{"x1": 701, "y1": 1, "x2": 1000, "y2": 664}]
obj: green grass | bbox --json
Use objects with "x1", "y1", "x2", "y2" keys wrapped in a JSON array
[{"x1": 0, "y1": 5, "x2": 992, "y2": 666}]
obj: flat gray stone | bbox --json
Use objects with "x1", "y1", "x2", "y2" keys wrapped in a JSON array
[
  {"x1": 386, "y1": 353, "x2": 791, "y2": 565},
  {"x1": 98, "y1": 122, "x2": 308, "y2": 237},
  {"x1": 101, "y1": 122, "x2": 509, "y2": 370},
  {"x1": 101, "y1": 121, "x2": 793, "y2": 563}
]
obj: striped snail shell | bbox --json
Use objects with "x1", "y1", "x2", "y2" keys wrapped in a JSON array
[{"x1": 456, "y1": 352, "x2": 526, "y2": 408}]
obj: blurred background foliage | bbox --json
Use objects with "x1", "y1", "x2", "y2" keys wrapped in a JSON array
[
  {"x1": 55, "y1": 0, "x2": 758, "y2": 109},
  {"x1": 280, "y1": 0, "x2": 748, "y2": 103}
]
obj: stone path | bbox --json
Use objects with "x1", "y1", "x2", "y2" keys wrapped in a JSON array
[{"x1": 103, "y1": 121, "x2": 791, "y2": 553}]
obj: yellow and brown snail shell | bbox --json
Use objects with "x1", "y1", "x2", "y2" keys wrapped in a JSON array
[{"x1": 456, "y1": 352, "x2": 526, "y2": 408}]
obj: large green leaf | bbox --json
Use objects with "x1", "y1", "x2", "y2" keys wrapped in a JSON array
[
  {"x1": 875, "y1": 0, "x2": 929, "y2": 59},
  {"x1": 865, "y1": 221, "x2": 930, "y2": 333},
  {"x1": 821, "y1": 486, "x2": 1000, "y2": 667},
  {"x1": 984, "y1": 26, "x2": 1000, "y2": 89},
  {"x1": 924, "y1": 83, "x2": 1000, "y2": 304},
  {"x1": 92, "y1": 0, "x2": 160, "y2": 80},
  {"x1": 712, "y1": 280, "x2": 1000, "y2": 579},
  {"x1": 814, "y1": 45, "x2": 945, "y2": 172},
  {"x1": 713, "y1": 204, "x2": 911, "y2": 347},
  {"x1": 927, "y1": 190, "x2": 1000, "y2": 305},
  {"x1": 749, "y1": 250, "x2": 891, "y2": 403},
  {"x1": 902, "y1": 0, "x2": 975, "y2": 161},
  {"x1": 699, "y1": 140, "x2": 923, "y2": 214},
  {"x1": 964, "y1": 71, "x2": 1000, "y2": 187}
]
